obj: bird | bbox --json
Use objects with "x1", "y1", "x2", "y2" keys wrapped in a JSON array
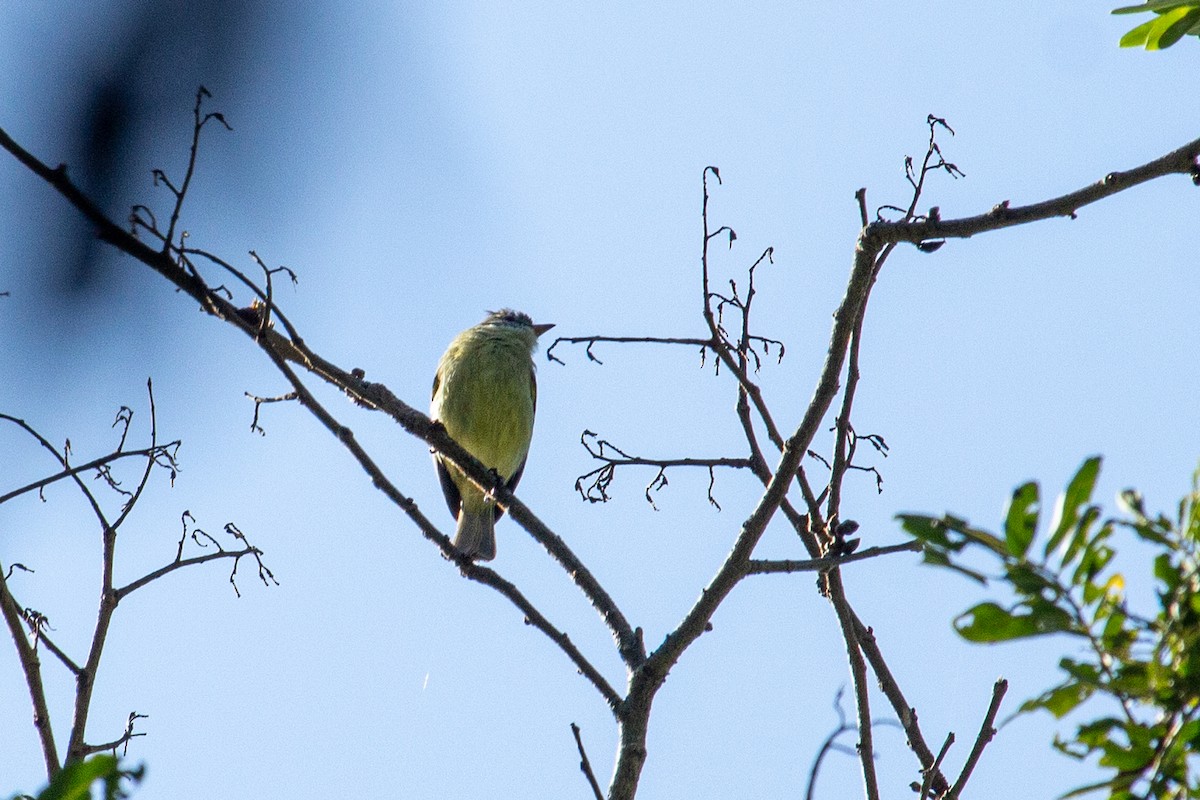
[{"x1": 430, "y1": 309, "x2": 554, "y2": 560}]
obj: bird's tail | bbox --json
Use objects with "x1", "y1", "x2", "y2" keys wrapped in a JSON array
[{"x1": 454, "y1": 507, "x2": 497, "y2": 561}]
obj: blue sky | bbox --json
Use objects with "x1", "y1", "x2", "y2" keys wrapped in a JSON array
[{"x1": 2, "y1": 2, "x2": 1199, "y2": 798}]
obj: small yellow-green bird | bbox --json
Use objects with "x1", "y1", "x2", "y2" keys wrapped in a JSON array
[{"x1": 430, "y1": 309, "x2": 554, "y2": 561}]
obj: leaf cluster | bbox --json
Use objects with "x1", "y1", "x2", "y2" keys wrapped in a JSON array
[
  {"x1": 8, "y1": 756, "x2": 143, "y2": 800},
  {"x1": 1113, "y1": 2, "x2": 1200, "y2": 50},
  {"x1": 900, "y1": 458, "x2": 1200, "y2": 799}
]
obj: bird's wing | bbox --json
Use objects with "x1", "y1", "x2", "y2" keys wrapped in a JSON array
[
  {"x1": 494, "y1": 455, "x2": 529, "y2": 522},
  {"x1": 435, "y1": 455, "x2": 463, "y2": 519},
  {"x1": 494, "y1": 367, "x2": 537, "y2": 522}
]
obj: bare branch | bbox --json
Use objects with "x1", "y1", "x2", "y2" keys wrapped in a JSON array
[
  {"x1": 917, "y1": 732, "x2": 954, "y2": 800},
  {"x1": 570, "y1": 723, "x2": 605, "y2": 800},
  {"x1": 0, "y1": 413, "x2": 115, "y2": 539},
  {"x1": 574, "y1": 429, "x2": 752, "y2": 508},
  {"x1": 947, "y1": 678, "x2": 1008, "y2": 799},
  {"x1": 0, "y1": 444, "x2": 178, "y2": 506},
  {"x1": 0, "y1": 565, "x2": 59, "y2": 778},
  {"x1": 458, "y1": 558, "x2": 622, "y2": 710},
  {"x1": 873, "y1": 134, "x2": 1200, "y2": 246},
  {"x1": 607, "y1": 165, "x2": 889, "y2": 796},
  {"x1": 79, "y1": 711, "x2": 148, "y2": 757},
  {"x1": 545, "y1": 335, "x2": 714, "y2": 366},
  {"x1": 244, "y1": 390, "x2": 299, "y2": 435},
  {"x1": 700, "y1": 168, "x2": 787, "y2": 451},
  {"x1": 20, "y1": 610, "x2": 82, "y2": 676},
  {"x1": 162, "y1": 86, "x2": 231, "y2": 250},
  {"x1": 0, "y1": 109, "x2": 647, "y2": 677},
  {"x1": 109, "y1": 379, "x2": 166, "y2": 530},
  {"x1": 244, "y1": 329, "x2": 626, "y2": 704},
  {"x1": 826, "y1": 569, "x2": 880, "y2": 800},
  {"x1": 806, "y1": 688, "x2": 855, "y2": 800},
  {"x1": 853, "y1": 612, "x2": 951, "y2": 795},
  {"x1": 115, "y1": 520, "x2": 276, "y2": 599},
  {"x1": 826, "y1": 118, "x2": 947, "y2": 529},
  {"x1": 745, "y1": 540, "x2": 922, "y2": 575}
]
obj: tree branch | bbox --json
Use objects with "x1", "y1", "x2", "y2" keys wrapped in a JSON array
[
  {"x1": 570, "y1": 723, "x2": 605, "y2": 800},
  {"x1": 872, "y1": 135, "x2": 1200, "y2": 246},
  {"x1": 947, "y1": 678, "x2": 1008, "y2": 799},
  {"x1": 0, "y1": 116, "x2": 646, "y2": 676},
  {"x1": 247, "y1": 332, "x2": 623, "y2": 708},
  {"x1": 853, "y1": 612, "x2": 951, "y2": 795},
  {"x1": 745, "y1": 540, "x2": 922, "y2": 575},
  {"x1": 0, "y1": 445, "x2": 178, "y2": 507},
  {"x1": 0, "y1": 566, "x2": 59, "y2": 778},
  {"x1": 918, "y1": 732, "x2": 954, "y2": 800},
  {"x1": 545, "y1": 335, "x2": 713, "y2": 366}
]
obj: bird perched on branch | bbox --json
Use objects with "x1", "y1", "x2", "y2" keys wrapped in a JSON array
[{"x1": 431, "y1": 309, "x2": 554, "y2": 560}]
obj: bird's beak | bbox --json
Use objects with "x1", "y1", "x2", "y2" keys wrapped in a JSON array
[{"x1": 533, "y1": 322, "x2": 555, "y2": 337}]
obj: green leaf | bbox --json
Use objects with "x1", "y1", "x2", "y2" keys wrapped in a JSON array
[
  {"x1": 1100, "y1": 741, "x2": 1155, "y2": 771},
  {"x1": 962, "y1": 526, "x2": 1009, "y2": 557},
  {"x1": 1099, "y1": 606, "x2": 1130, "y2": 649},
  {"x1": 1112, "y1": 0, "x2": 1198, "y2": 13},
  {"x1": 1120, "y1": 16, "x2": 1159, "y2": 47},
  {"x1": 1006, "y1": 562, "x2": 1059, "y2": 597},
  {"x1": 20, "y1": 756, "x2": 145, "y2": 800},
  {"x1": 1045, "y1": 457, "x2": 1101, "y2": 557},
  {"x1": 1059, "y1": 779, "x2": 1122, "y2": 799},
  {"x1": 1077, "y1": 717, "x2": 1124, "y2": 746},
  {"x1": 898, "y1": 514, "x2": 959, "y2": 549},
  {"x1": 1020, "y1": 680, "x2": 1095, "y2": 718},
  {"x1": 1154, "y1": 552, "x2": 1180, "y2": 591},
  {"x1": 1120, "y1": 5, "x2": 1200, "y2": 48},
  {"x1": 1177, "y1": 718, "x2": 1200, "y2": 746},
  {"x1": 36, "y1": 758, "x2": 122, "y2": 800},
  {"x1": 1059, "y1": 657, "x2": 1102, "y2": 684},
  {"x1": 954, "y1": 601, "x2": 1075, "y2": 642},
  {"x1": 1147, "y1": 7, "x2": 1200, "y2": 48},
  {"x1": 1071, "y1": 525, "x2": 1115, "y2": 591},
  {"x1": 1004, "y1": 481, "x2": 1040, "y2": 557},
  {"x1": 899, "y1": 513, "x2": 993, "y2": 583},
  {"x1": 1117, "y1": 488, "x2": 1146, "y2": 517},
  {"x1": 921, "y1": 548, "x2": 989, "y2": 584},
  {"x1": 1109, "y1": 662, "x2": 1151, "y2": 696},
  {"x1": 1062, "y1": 506, "x2": 1103, "y2": 572},
  {"x1": 39, "y1": 758, "x2": 117, "y2": 800}
]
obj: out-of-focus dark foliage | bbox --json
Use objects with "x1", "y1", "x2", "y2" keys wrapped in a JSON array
[{"x1": 52, "y1": 0, "x2": 265, "y2": 297}]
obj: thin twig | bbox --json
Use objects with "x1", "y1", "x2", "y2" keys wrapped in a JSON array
[
  {"x1": 947, "y1": 678, "x2": 1008, "y2": 799},
  {"x1": 0, "y1": 444, "x2": 178, "y2": 506},
  {"x1": 571, "y1": 723, "x2": 605, "y2": 800},
  {"x1": 875, "y1": 133, "x2": 1200, "y2": 245},
  {"x1": 79, "y1": 711, "x2": 148, "y2": 757},
  {"x1": 0, "y1": 566, "x2": 59, "y2": 777},
  {"x1": 114, "y1": 546, "x2": 269, "y2": 601},
  {"x1": 852, "y1": 611, "x2": 951, "y2": 795},
  {"x1": 575, "y1": 429, "x2": 752, "y2": 507},
  {"x1": 161, "y1": 86, "x2": 231, "y2": 250},
  {"x1": 918, "y1": 732, "x2": 954, "y2": 800},
  {"x1": 745, "y1": 540, "x2": 922, "y2": 575},
  {"x1": 806, "y1": 688, "x2": 855, "y2": 800},
  {"x1": 546, "y1": 335, "x2": 714, "y2": 365},
  {"x1": 22, "y1": 621, "x2": 82, "y2": 676},
  {"x1": 827, "y1": 568, "x2": 880, "y2": 800}
]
